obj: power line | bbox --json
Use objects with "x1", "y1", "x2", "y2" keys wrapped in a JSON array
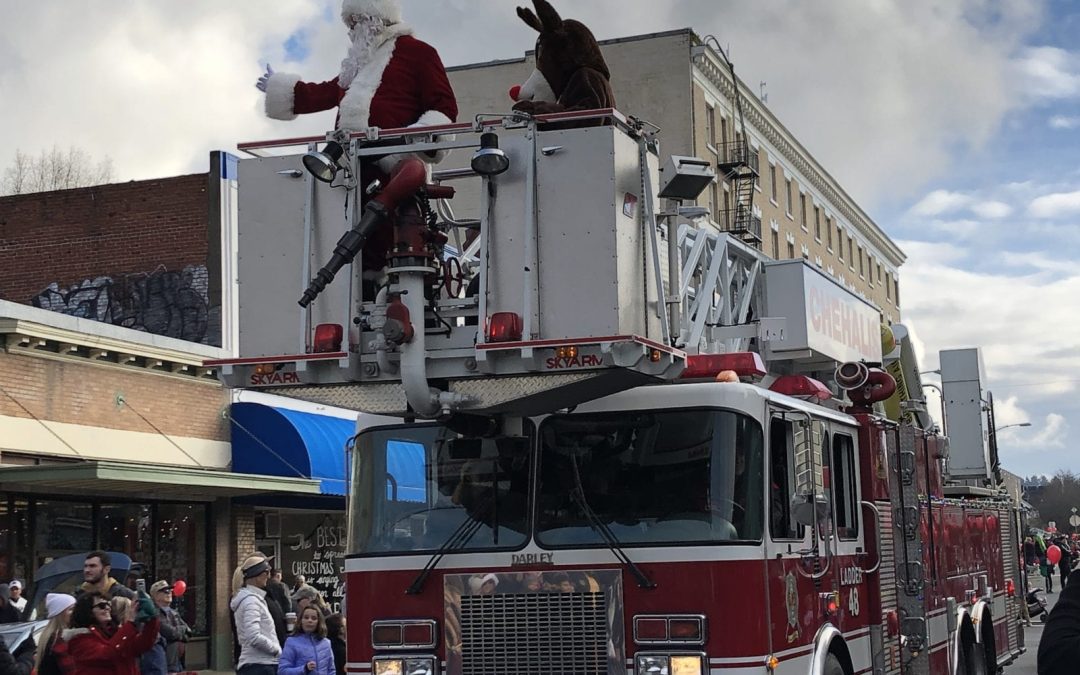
[
  {"x1": 0, "y1": 384, "x2": 84, "y2": 457},
  {"x1": 116, "y1": 394, "x2": 205, "y2": 467}
]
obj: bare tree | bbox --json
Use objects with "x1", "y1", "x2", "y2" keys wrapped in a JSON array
[{"x1": 0, "y1": 146, "x2": 114, "y2": 195}]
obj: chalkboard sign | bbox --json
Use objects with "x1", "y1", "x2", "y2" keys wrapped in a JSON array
[{"x1": 279, "y1": 513, "x2": 347, "y2": 614}]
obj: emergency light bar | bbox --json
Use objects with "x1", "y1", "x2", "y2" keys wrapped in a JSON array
[{"x1": 679, "y1": 352, "x2": 766, "y2": 380}]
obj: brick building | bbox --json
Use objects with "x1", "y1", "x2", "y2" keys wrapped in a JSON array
[
  {"x1": 0, "y1": 156, "x2": 352, "y2": 671},
  {"x1": 0, "y1": 173, "x2": 222, "y2": 346}
]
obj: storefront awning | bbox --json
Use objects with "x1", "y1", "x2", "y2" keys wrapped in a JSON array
[
  {"x1": 0, "y1": 460, "x2": 321, "y2": 499},
  {"x1": 230, "y1": 403, "x2": 354, "y2": 496}
]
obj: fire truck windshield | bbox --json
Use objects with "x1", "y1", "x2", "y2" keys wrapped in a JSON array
[
  {"x1": 536, "y1": 409, "x2": 764, "y2": 546},
  {"x1": 350, "y1": 423, "x2": 533, "y2": 555}
]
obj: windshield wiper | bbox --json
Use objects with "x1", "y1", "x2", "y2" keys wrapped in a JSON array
[
  {"x1": 406, "y1": 463, "x2": 499, "y2": 596},
  {"x1": 569, "y1": 455, "x2": 655, "y2": 589},
  {"x1": 405, "y1": 509, "x2": 486, "y2": 595}
]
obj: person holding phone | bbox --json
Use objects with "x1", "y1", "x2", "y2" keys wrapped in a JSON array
[{"x1": 65, "y1": 591, "x2": 160, "y2": 675}]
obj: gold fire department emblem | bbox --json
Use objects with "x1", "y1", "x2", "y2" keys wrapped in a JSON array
[{"x1": 785, "y1": 572, "x2": 800, "y2": 641}]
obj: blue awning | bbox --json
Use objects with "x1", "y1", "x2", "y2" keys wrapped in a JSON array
[{"x1": 231, "y1": 403, "x2": 354, "y2": 496}]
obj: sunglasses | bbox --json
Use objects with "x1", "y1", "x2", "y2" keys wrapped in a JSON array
[{"x1": 93, "y1": 601, "x2": 111, "y2": 610}]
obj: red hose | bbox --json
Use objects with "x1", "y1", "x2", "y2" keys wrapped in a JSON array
[
  {"x1": 848, "y1": 369, "x2": 897, "y2": 407},
  {"x1": 373, "y1": 157, "x2": 428, "y2": 210}
]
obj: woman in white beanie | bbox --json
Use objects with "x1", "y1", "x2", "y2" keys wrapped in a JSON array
[{"x1": 34, "y1": 593, "x2": 76, "y2": 675}]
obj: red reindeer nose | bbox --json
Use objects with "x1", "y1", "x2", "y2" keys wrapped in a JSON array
[{"x1": 508, "y1": 84, "x2": 522, "y2": 101}]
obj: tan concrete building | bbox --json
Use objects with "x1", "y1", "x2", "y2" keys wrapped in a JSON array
[{"x1": 448, "y1": 28, "x2": 904, "y2": 324}]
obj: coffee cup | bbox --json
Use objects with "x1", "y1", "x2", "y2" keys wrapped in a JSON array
[{"x1": 285, "y1": 612, "x2": 297, "y2": 632}]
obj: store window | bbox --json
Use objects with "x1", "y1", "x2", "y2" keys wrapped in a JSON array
[
  {"x1": 156, "y1": 504, "x2": 209, "y2": 633},
  {"x1": 98, "y1": 504, "x2": 153, "y2": 572},
  {"x1": 0, "y1": 494, "x2": 209, "y2": 635},
  {"x1": 36, "y1": 501, "x2": 94, "y2": 562}
]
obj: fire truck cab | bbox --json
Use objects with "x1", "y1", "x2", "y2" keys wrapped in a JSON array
[{"x1": 212, "y1": 110, "x2": 1025, "y2": 675}]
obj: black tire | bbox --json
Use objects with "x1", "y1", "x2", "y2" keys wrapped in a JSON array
[
  {"x1": 965, "y1": 637, "x2": 988, "y2": 675},
  {"x1": 823, "y1": 653, "x2": 845, "y2": 675}
]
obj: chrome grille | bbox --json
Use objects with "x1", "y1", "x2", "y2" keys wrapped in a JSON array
[{"x1": 459, "y1": 591, "x2": 609, "y2": 675}]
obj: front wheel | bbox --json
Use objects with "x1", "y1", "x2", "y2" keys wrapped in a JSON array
[
  {"x1": 823, "y1": 653, "x2": 845, "y2": 675},
  {"x1": 964, "y1": 637, "x2": 988, "y2": 675}
]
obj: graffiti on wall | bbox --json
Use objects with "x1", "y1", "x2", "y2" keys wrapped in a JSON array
[{"x1": 31, "y1": 264, "x2": 216, "y2": 344}]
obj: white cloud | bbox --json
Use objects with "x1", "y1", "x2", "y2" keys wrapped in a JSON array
[
  {"x1": 897, "y1": 236, "x2": 1080, "y2": 471},
  {"x1": 910, "y1": 190, "x2": 972, "y2": 216},
  {"x1": 908, "y1": 191, "x2": 1012, "y2": 225},
  {"x1": 1049, "y1": 115, "x2": 1080, "y2": 129},
  {"x1": 1014, "y1": 46, "x2": 1080, "y2": 100},
  {"x1": 1029, "y1": 190, "x2": 1080, "y2": 217},
  {"x1": 970, "y1": 200, "x2": 1012, "y2": 219}
]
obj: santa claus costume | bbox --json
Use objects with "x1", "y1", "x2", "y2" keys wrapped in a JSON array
[
  {"x1": 263, "y1": 0, "x2": 457, "y2": 135},
  {"x1": 261, "y1": 0, "x2": 458, "y2": 288}
]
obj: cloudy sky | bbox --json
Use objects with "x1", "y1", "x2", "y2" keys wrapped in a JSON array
[{"x1": 2, "y1": 0, "x2": 1078, "y2": 477}]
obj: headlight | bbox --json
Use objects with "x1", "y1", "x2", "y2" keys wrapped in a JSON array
[
  {"x1": 635, "y1": 653, "x2": 705, "y2": 675},
  {"x1": 373, "y1": 656, "x2": 437, "y2": 675}
]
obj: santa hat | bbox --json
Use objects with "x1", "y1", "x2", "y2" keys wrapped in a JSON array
[
  {"x1": 46, "y1": 593, "x2": 76, "y2": 618},
  {"x1": 341, "y1": 0, "x2": 402, "y2": 25}
]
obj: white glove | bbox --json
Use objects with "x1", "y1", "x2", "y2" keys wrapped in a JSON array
[{"x1": 256, "y1": 64, "x2": 274, "y2": 92}]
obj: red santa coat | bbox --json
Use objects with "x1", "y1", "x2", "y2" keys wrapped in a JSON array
[
  {"x1": 264, "y1": 26, "x2": 458, "y2": 134},
  {"x1": 264, "y1": 26, "x2": 457, "y2": 272},
  {"x1": 65, "y1": 618, "x2": 161, "y2": 675}
]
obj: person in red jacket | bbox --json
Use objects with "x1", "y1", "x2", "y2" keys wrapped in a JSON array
[
  {"x1": 257, "y1": 0, "x2": 459, "y2": 293},
  {"x1": 64, "y1": 592, "x2": 160, "y2": 675}
]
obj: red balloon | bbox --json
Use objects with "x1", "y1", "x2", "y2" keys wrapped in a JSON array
[
  {"x1": 1047, "y1": 545, "x2": 1062, "y2": 565},
  {"x1": 173, "y1": 580, "x2": 187, "y2": 597}
]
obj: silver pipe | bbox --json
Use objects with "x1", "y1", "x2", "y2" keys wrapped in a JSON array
[
  {"x1": 521, "y1": 126, "x2": 539, "y2": 339},
  {"x1": 398, "y1": 272, "x2": 440, "y2": 417},
  {"x1": 370, "y1": 286, "x2": 398, "y2": 375},
  {"x1": 299, "y1": 142, "x2": 317, "y2": 353}
]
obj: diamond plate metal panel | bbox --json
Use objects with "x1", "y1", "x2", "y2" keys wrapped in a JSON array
[{"x1": 263, "y1": 383, "x2": 407, "y2": 413}]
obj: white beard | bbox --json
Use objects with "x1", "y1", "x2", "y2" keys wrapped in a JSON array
[{"x1": 338, "y1": 16, "x2": 390, "y2": 88}]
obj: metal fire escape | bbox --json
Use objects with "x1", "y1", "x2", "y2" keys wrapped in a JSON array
[{"x1": 704, "y1": 37, "x2": 762, "y2": 249}]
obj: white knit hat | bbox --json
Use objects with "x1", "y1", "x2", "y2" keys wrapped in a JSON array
[
  {"x1": 341, "y1": 0, "x2": 402, "y2": 25},
  {"x1": 46, "y1": 593, "x2": 76, "y2": 618}
]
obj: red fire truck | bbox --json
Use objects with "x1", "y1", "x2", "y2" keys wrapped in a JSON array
[{"x1": 212, "y1": 108, "x2": 1025, "y2": 674}]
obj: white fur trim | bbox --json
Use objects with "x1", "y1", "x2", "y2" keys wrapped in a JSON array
[
  {"x1": 518, "y1": 68, "x2": 556, "y2": 103},
  {"x1": 264, "y1": 72, "x2": 302, "y2": 121},
  {"x1": 410, "y1": 109, "x2": 453, "y2": 128},
  {"x1": 337, "y1": 24, "x2": 412, "y2": 133},
  {"x1": 406, "y1": 109, "x2": 455, "y2": 163},
  {"x1": 341, "y1": 0, "x2": 402, "y2": 25}
]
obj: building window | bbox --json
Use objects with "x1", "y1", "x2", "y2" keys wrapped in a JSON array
[
  {"x1": 799, "y1": 194, "x2": 807, "y2": 230},
  {"x1": 858, "y1": 246, "x2": 865, "y2": 278},
  {"x1": 705, "y1": 105, "x2": 715, "y2": 148},
  {"x1": 886, "y1": 272, "x2": 892, "y2": 300},
  {"x1": 752, "y1": 147, "x2": 760, "y2": 189},
  {"x1": 848, "y1": 235, "x2": 855, "y2": 269},
  {"x1": 826, "y1": 217, "x2": 833, "y2": 250},
  {"x1": 878, "y1": 262, "x2": 883, "y2": 284},
  {"x1": 787, "y1": 240, "x2": 795, "y2": 259},
  {"x1": 895, "y1": 279, "x2": 900, "y2": 306},
  {"x1": 771, "y1": 230, "x2": 780, "y2": 259},
  {"x1": 769, "y1": 164, "x2": 777, "y2": 203},
  {"x1": 814, "y1": 207, "x2": 821, "y2": 241},
  {"x1": 786, "y1": 179, "x2": 793, "y2": 217}
]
